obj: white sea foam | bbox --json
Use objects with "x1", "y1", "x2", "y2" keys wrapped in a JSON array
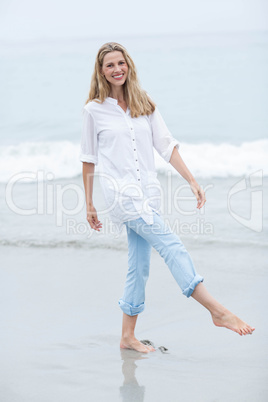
[
  {"x1": 0, "y1": 139, "x2": 267, "y2": 183},
  {"x1": 155, "y1": 139, "x2": 268, "y2": 178}
]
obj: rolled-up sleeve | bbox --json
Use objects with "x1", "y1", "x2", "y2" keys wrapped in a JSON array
[
  {"x1": 80, "y1": 108, "x2": 99, "y2": 165},
  {"x1": 149, "y1": 106, "x2": 180, "y2": 163}
]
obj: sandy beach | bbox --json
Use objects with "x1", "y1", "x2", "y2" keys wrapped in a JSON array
[{"x1": 0, "y1": 241, "x2": 267, "y2": 402}]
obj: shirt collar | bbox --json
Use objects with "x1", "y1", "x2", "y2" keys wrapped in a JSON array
[
  {"x1": 105, "y1": 97, "x2": 130, "y2": 115},
  {"x1": 105, "y1": 97, "x2": 118, "y2": 105}
]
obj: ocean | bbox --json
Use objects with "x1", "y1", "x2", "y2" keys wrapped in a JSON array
[
  {"x1": 0, "y1": 31, "x2": 267, "y2": 248},
  {"x1": 0, "y1": 31, "x2": 268, "y2": 402}
]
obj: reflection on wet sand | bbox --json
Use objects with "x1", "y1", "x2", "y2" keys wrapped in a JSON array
[{"x1": 119, "y1": 349, "x2": 148, "y2": 402}]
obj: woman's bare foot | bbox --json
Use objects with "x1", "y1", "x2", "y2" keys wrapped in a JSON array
[
  {"x1": 120, "y1": 336, "x2": 156, "y2": 353},
  {"x1": 191, "y1": 283, "x2": 255, "y2": 336},
  {"x1": 211, "y1": 309, "x2": 255, "y2": 336}
]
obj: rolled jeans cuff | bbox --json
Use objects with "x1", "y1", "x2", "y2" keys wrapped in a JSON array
[
  {"x1": 183, "y1": 274, "x2": 204, "y2": 298},
  {"x1": 118, "y1": 299, "x2": 145, "y2": 316}
]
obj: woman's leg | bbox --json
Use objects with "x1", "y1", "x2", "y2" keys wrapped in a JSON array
[
  {"x1": 119, "y1": 224, "x2": 155, "y2": 352},
  {"x1": 120, "y1": 312, "x2": 155, "y2": 353},
  {"x1": 124, "y1": 212, "x2": 255, "y2": 336},
  {"x1": 124, "y1": 213, "x2": 204, "y2": 298},
  {"x1": 118, "y1": 225, "x2": 152, "y2": 315},
  {"x1": 191, "y1": 282, "x2": 255, "y2": 335}
]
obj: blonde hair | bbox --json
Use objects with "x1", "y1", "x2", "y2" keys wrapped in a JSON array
[{"x1": 85, "y1": 42, "x2": 156, "y2": 118}]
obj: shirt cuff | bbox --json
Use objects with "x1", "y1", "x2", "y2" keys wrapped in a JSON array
[
  {"x1": 80, "y1": 153, "x2": 98, "y2": 165},
  {"x1": 163, "y1": 140, "x2": 180, "y2": 163}
]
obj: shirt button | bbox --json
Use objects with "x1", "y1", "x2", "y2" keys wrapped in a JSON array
[
  {"x1": 138, "y1": 179, "x2": 140, "y2": 181},
  {"x1": 133, "y1": 139, "x2": 135, "y2": 141},
  {"x1": 134, "y1": 149, "x2": 136, "y2": 151},
  {"x1": 130, "y1": 128, "x2": 133, "y2": 130},
  {"x1": 137, "y1": 169, "x2": 139, "y2": 171},
  {"x1": 136, "y1": 159, "x2": 138, "y2": 161}
]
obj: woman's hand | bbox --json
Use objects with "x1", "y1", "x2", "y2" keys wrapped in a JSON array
[
  {"x1": 169, "y1": 149, "x2": 206, "y2": 209},
  {"x1": 190, "y1": 181, "x2": 206, "y2": 209},
  {"x1": 87, "y1": 204, "x2": 102, "y2": 231}
]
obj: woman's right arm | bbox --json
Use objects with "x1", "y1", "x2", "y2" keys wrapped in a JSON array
[{"x1": 82, "y1": 162, "x2": 102, "y2": 231}]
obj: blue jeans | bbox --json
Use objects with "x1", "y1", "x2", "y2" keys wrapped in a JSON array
[{"x1": 118, "y1": 211, "x2": 204, "y2": 316}]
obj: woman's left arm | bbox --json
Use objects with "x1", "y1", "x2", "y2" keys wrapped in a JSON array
[{"x1": 169, "y1": 146, "x2": 206, "y2": 210}]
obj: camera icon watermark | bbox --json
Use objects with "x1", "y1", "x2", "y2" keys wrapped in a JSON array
[{"x1": 227, "y1": 170, "x2": 263, "y2": 232}]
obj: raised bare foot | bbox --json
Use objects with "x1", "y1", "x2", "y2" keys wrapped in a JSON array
[
  {"x1": 120, "y1": 336, "x2": 156, "y2": 353},
  {"x1": 212, "y1": 310, "x2": 255, "y2": 336}
]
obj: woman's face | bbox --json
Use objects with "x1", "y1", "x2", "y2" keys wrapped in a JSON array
[{"x1": 101, "y1": 51, "x2": 128, "y2": 89}]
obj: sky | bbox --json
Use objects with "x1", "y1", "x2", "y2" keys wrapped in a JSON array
[{"x1": 0, "y1": 0, "x2": 267, "y2": 42}]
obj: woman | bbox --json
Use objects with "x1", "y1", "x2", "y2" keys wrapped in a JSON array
[{"x1": 80, "y1": 42, "x2": 255, "y2": 353}]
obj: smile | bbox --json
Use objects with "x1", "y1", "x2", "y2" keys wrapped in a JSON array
[{"x1": 112, "y1": 74, "x2": 124, "y2": 80}]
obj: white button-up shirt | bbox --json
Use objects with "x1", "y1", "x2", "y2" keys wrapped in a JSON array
[{"x1": 80, "y1": 96, "x2": 180, "y2": 234}]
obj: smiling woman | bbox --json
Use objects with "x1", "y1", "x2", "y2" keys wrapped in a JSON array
[
  {"x1": 80, "y1": 41, "x2": 255, "y2": 354},
  {"x1": 101, "y1": 51, "x2": 129, "y2": 112},
  {"x1": 85, "y1": 42, "x2": 156, "y2": 118},
  {"x1": 102, "y1": 52, "x2": 128, "y2": 82}
]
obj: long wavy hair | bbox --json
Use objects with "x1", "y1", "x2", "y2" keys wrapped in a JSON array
[{"x1": 85, "y1": 42, "x2": 156, "y2": 118}]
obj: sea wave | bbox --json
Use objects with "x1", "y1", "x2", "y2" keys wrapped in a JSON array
[
  {"x1": 0, "y1": 236, "x2": 267, "y2": 250},
  {"x1": 0, "y1": 237, "x2": 128, "y2": 251},
  {"x1": 0, "y1": 139, "x2": 267, "y2": 183}
]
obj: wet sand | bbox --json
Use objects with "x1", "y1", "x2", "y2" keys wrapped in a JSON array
[{"x1": 0, "y1": 244, "x2": 267, "y2": 402}]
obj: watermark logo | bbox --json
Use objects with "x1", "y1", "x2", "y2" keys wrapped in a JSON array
[
  {"x1": 66, "y1": 216, "x2": 214, "y2": 238},
  {"x1": 227, "y1": 170, "x2": 263, "y2": 232},
  {"x1": 4, "y1": 169, "x2": 213, "y2": 237}
]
